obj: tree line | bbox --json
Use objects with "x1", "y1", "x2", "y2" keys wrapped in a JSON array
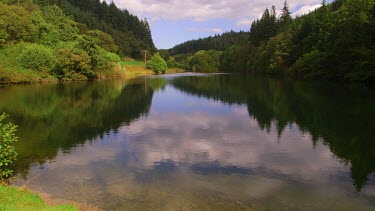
[
  {"x1": 33, "y1": 0, "x2": 156, "y2": 58},
  {"x1": 0, "y1": 0, "x2": 156, "y2": 83},
  {"x1": 168, "y1": 0, "x2": 375, "y2": 82},
  {"x1": 169, "y1": 31, "x2": 249, "y2": 55}
]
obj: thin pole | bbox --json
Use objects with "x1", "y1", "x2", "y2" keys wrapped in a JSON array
[{"x1": 144, "y1": 51, "x2": 147, "y2": 67}]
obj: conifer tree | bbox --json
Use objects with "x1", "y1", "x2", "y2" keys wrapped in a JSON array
[{"x1": 279, "y1": 0, "x2": 292, "y2": 30}]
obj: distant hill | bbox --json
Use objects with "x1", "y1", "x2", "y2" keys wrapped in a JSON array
[{"x1": 169, "y1": 31, "x2": 249, "y2": 55}]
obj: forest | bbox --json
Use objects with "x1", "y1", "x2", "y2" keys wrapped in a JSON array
[
  {"x1": 169, "y1": 31, "x2": 249, "y2": 55},
  {"x1": 0, "y1": 0, "x2": 156, "y2": 83},
  {"x1": 168, "y1": 0, "x2": 375, "y2": 82}
]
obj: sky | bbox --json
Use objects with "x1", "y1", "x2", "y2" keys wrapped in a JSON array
[{"x1": 104, "y1": 0, "x2": 331, "y2": 49}]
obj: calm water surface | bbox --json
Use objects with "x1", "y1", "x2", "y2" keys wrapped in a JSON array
[{"x1": 1, "y1": 73, "x2": 375, "y2": 210}]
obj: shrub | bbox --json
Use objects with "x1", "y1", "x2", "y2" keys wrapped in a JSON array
[
  {"x1": 146, "y1": 53, "x2": 168, "y2": 74},
  {"x1": 18, "y1": 44, "x2": 54, "y2": 71},
  {"x1": 190, "y1": 50, "x2": 218, "y2": 73},
  {"x1": 0, "y1": 2, "x2": 34, "y2": 45},
  {"x1": 94, "y1": 49, "x2": 121, "y2": 71},
  {"x1": 0, "y1": 113, "x2": 18, "y2": 180},
  {"x1": 289, "y1": 50, "x2": 330, "y2": 78},
  {"x1": 41, "y1": 5, "x2": 79, "y2": 42},
  {"x1": 54, "y1": 48, "x2": 92, "y2": 79}
]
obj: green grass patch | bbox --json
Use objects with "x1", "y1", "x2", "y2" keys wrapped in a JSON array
[
  {"x1": 0, "y1": 185, "x2": 77, "y2": 211},
  {"x1": 121, "y1": 60, "x2": 145, "y2": 67}
]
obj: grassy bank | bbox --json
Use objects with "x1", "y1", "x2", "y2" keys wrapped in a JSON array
[
  {"x1": 0, "y1": 185, "x2": 77, "y2": 211},
  {"x1": 0, "y1": 59, "x2": 149, "y2": 85},
  {"x1": 121, "y1": 60, "x2": 146, "y2": 67},
  {"x1": 122, "y1": 60, "x2": 186, "y2": 76},
  {"x1": 121, "y1": 60, "x2": 153, "y2": 79},
  {"x1": 1, "y1": 57, "x2": 186, "y2": 85}
]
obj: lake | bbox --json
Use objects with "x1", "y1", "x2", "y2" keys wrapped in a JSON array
[{"x1": 1, "y1": 73, "x2": 375, "y2": 210}]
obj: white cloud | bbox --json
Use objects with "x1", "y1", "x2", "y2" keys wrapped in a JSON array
[
  {"x1": 106, "y1": 0, "x2": 324, "y2": 25},
  {"x1": 292, "y1": 3, "x2": 322, "y2": 16},
  {"x1": 187, "y1": 27, "x2": 223, "y2": 33},
  {"x1": 208, "y1": 28, "x2": 223, "y2": 33},
  {"x1": 236, "y1": 18, "x2": 253, "y2": 27}
]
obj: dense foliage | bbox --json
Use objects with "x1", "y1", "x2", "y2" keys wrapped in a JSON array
[
  {"x1": 166, "y1": 53, "x2": 192, "y2": 70},
  {"x1": 169, "y1": 31, "x2": 249, "y2": 55},
  {"x1": 0, "y1": 0, "x2": 142, "y2": 83},
  {"x1": 242, "y1": 0, "x2": 375, "y2": 81},
  {"x1": 169, "y1": 0, "x2": 375, "y2": 82},
  {"x1": 18, "y1": 44, "x2": 54, "y2": 71},
  {"x1": 190, "y1": 50, "x2": 222, "y2": 73},
  {"x1": 147, "y1": 53, "x2": 168, "y2": 74},
  {"x1": 33, "y1": 0, "x2": 156, "y2": 58},
  {"x1": 0, "y1": 80, "x2": 156, "y2": 179},
  {"x1": 0, "y1": 113, "x2": 18, "y2": 179}
]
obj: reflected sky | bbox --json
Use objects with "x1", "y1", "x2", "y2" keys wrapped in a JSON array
[
  {"x1": 1, "y1": 74, "x2": 374, "y2": 210},
  {"x1": 119, "y1": 88, "x2": 352, "y2": 185},
  {"x1": 12, "y1": 78, "x2": 375, "y2": 210}
]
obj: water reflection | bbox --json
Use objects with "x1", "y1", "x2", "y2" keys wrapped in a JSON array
[
  {"x1": 0, "y1": 80, "x2": 154, "y2": 178},
  {"x1": 171, "y1": 74, "x2": 375, "y2": 191},
  {"x1": 0, "y1": 74, "x2": 374, "y2": 210}
]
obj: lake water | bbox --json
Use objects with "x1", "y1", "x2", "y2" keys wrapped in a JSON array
[{"x1": 1, "y1": 73, "x2": 375, "y2": 210}]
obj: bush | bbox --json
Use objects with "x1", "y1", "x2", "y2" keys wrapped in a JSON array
[
  {"x1": 190, "y1": 50, "x2": 219, "y2": 73},
  {"x1": 18, "y1": 44, "x2": 54, "y2": 71},
  {"x1": 54, "y1": 48, "x2": 92, "y2": 79},
  {"x1": 0, "y1": 113, "x2": 18, "y2": 180},
  {"x1": 94, "y1": 49, "x2": 121, "y2": 71},
  {"x1": 169, "y1": 54, "x2": 191, "y2": 70},
  {"x1": 0, "y1": 2, "x2": 34, "y2": 45},
  {"x1": 290, "y1": 50, "x2": 330, "y2": 78},
  {"x1": 146, "y1": 53, "x2": 168, "y2": 74}
]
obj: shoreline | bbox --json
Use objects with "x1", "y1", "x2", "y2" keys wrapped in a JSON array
[
  {"x1": 0, "y1": 67, "x2": 187, "y2": 209},
  {"x1": 0, "y1": 67, "x2": 153, "y2": 86},
  {"x1": 0, "y1": 67, "x2": 187, "y2": 86}
]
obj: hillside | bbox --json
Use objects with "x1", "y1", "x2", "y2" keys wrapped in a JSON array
[
  {"x1": 34, "y1": 0, "x2": 156, "y2": 58},
  {"x1": 0, "y1": 0, "x2": 156, "y2": 84},
  {"x1": 168, "y1": 0, "x2": 375, "y2": 82},
  {"x1": 169, "y1": 31, "x2": 249, "y2": 55}
]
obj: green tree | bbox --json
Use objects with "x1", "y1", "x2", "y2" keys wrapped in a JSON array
[
  {"x1": 85, "y1": 30, "x2": 118, "y2": 53},
  {"x1": 279, "y1": 0, "x2": 292, "y2": 30},
  {"x1": 146, "y1": 53, "x2": 168, "y2": 74},
  {"x1": 41, "y1": 5, "x2": 78, "y2": 43},
  {"x1": 190, "y1": 50, "x2": 221, "y2": 73},
  {"x1": 269, "y1": 42, "x2": 290, "y2": 72},
  {"x1": 0, "y1": 2, "x2": 34, "y2": 45},
  {"x1": 158, "y1": 49, "x2": 170, "y2": 61},
  {"x1": 220, "y1": 44, "x2": 255, "y2": 72},
  {"x1": 169, "y1": 31, "x2": 249, "y2": 55},
  {"x1": 249, "y1": 7, "x2": 278, "y2": 45},
  {"x1": 0, "y1": 113, "x2": 18, "y2": 180},
  {"x1": 54, "y1": 48, "x2": 92, "y2": 79},
  {"x1": 18, "y1": 43, "x2": 55, "y2": 71},
  {"x1": 53, "y1": 0, "x2": 156, "y2": 58}
]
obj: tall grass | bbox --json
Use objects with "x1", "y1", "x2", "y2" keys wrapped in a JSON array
[
  {"x1": 121, "y1": 60, "x2": 146, "y2": 67},
  {"x1": 125, "y1": 66, "x2": 154, "y2": 79}
]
